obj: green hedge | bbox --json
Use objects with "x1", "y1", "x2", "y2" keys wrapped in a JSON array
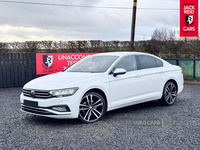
[{"x1": 1, "y1": 40, "x2": 200, "y2": 59}]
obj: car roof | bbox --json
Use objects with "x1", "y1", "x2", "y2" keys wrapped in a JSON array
[
  {"x1": 94, "y1": 52, "x2": 153, "y2": 57},
  {"x1": 93, "y1": 52, "x2": 168, "y2": 64},
  {"x1": 94, "y1": 52, "x2": 172, "y2": 68}
]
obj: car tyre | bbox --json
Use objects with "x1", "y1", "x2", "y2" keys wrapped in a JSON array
[
  {"x1": 160, "y1": 81, "x2": 177, "y2": 106},
  {"x1": 79, "y1": 92, "x2": 106, "y2": 123}
]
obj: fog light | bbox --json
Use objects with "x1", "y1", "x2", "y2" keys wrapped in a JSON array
[{"x1": 52, "y1": 106, "x2": 67, "y2": 112}]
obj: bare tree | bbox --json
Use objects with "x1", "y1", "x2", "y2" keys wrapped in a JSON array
[{"x1": 151, "y1": 27, "x2": 176, "y2": 41}]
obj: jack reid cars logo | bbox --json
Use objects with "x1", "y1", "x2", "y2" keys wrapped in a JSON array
[
  {"x1": 42, "y1": 55, "x2": 55, "y2": 70},
  {"x1": 183, "y1": 5, "x2": 196, "y2": 32},
  {"x1": 180, "y1": 0, "x2": 198, "y2": 37}
]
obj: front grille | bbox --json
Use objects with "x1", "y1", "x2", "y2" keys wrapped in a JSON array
[{"x1": 23, "y1": 89, "x2": 53, "y2": 99}]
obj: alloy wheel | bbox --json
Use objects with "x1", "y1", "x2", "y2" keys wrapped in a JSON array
[
  {"x1": 165, "y1": 83, "x2": 177, "y2": 104},
  {"x1": 79, "y1": 92, "x2": 106, "y2": 123},
  {"x1": 160, "y1": 81, "x2": 177, "y2": 106}
]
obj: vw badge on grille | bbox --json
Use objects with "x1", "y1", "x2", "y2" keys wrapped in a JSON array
[{"x1": 31, "y1": 90, "x2": 35, "y2": 98}]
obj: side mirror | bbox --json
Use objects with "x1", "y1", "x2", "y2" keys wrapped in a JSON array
[{"x1": 113, "y1": 68, "x2": 127, "y2": 77}]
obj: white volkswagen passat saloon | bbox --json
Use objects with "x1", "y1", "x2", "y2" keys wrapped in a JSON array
[{"x1": 20, "y1": 52, "x2": 184, "y2": 123}]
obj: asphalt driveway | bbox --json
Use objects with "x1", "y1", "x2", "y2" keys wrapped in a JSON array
[{"x1": 0, "y1": 84, "x2": 200, "y2": 150}]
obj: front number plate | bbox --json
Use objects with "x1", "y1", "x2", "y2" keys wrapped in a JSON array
[{"x1": 24, "y1": 100, "x2": 38, "y2": 108}]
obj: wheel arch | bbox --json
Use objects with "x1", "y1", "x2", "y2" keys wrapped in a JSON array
[
  {"x1": 85, "y1": 88, "x2": 108, "y2": 111},
  {"x1": 164, "y1": 79, "x2": 178, "y2": 91}
]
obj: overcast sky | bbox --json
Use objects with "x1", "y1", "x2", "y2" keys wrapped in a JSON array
[{"x1": 0, "y1": 0, "x2": 181, "y2": 42}]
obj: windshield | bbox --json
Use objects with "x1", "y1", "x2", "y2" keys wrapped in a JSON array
[{"x1": 66, "y1": 55, "x2": 118, "y2": 73}]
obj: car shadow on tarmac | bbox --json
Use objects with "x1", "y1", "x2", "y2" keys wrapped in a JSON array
[{"x1": 22, "y1": 99, "x2": 169, "y2": 126}]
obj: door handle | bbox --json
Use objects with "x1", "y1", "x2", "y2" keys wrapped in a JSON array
[
  {"x1": 159, "y1": 71, "x2": 164, "y2": 74},
  {"x1": 136, "y1": 74, "x2": 141, "y2": 78}
]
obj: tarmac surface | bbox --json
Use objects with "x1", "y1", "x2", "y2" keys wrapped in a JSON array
[{"x1": 0, "y1": 84, "x2": 200, "y2": 150}]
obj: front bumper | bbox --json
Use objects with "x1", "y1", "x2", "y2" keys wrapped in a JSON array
[{"x1": 20, "y1": 93, "x2": 80, "y2": 119}]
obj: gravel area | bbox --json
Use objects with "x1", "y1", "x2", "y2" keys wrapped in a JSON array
[{"x1": 0, "y1": 84, "x2": 200, "y2": 150}]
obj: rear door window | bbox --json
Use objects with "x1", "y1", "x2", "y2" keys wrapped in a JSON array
[
  {"x1": 137, "y1": 55, "x2": 157, "y2": 69},
  {"x1": 155, "y1": 58, "x2": 163, "y2": 67}
]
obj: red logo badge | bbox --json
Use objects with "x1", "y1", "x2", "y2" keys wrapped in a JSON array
[{"x1": 180, "y1": 0, "x2": 198, "y2": 37}]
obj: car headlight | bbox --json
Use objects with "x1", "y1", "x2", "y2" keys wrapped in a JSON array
[{"x1": 49, "y1": 88, "x2": 78, "y2": 97}]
